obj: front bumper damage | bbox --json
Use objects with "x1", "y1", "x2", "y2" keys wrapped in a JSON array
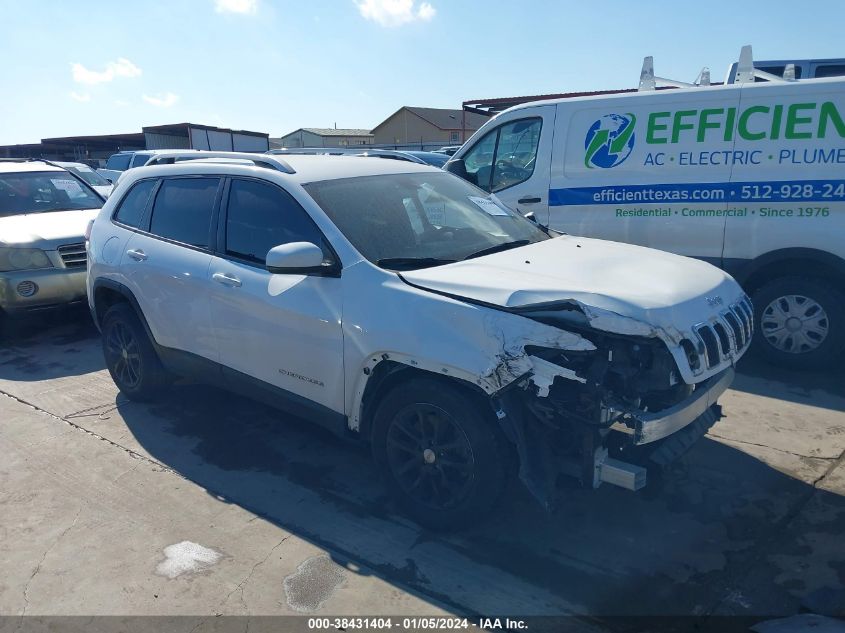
[
  {"x1": 612, "y1": 367, "x2": 734, "y2": 446},
  {"x1": 493, "y1": 366, "x2": 734, "y2": 511}
]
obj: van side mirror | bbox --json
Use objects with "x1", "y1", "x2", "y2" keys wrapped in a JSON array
[
  {"x1": 266, "y1": 242, "x2": 327, "y2": 274},
  {"x1": 444, "y1": 158, "x2": 469, "y2": 180}
]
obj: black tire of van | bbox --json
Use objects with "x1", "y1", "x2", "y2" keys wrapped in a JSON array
[
  {"x1": 101, "y1": 303, "x2": 170, "y2": 401},
  {"x1": 371, "y1": 378, "x2": 509, "y2": 531},
  {"x1": 750, "y1": 276, "x2": 845, "y2": 370}
]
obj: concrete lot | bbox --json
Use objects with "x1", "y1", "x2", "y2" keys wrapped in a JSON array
[{"x1": 1, "y1": 308, "x2": 844, "y2": 630}]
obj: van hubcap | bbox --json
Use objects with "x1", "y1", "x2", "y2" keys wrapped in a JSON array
[{"x1": 761, "y1": 294, "x2": 829, "y2": 354}]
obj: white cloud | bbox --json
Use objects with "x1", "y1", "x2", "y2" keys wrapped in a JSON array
[
  {"x1": 143, "y1": 92, "x2": 180, "y2": 108},
  {"x1": 114, "y1": 99, "x2": 130, "y2": 107},
  {"x1": 69, "y1": 91, "x2": 91, "y2": 103},
  {"x1": 71, "y1": 58, "x2": 141, "y2": 85},
  {"x1": 215, "y1": 0, "x2": 257, "y2": 14},
  {"x1": 355, "y1": 0, "x2": 435, "y2": 26}
]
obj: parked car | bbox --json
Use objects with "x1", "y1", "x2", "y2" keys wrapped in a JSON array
[
  {"x1": 55, "y1": 161, "x2": 114, "y2": 198},
  {"x1": 0, "y1": 160, "x2": 102, "y2": 322},
  {"x1": 446, "y1": 70, "x2": 845, "y2": 369},
  {"x1": 98, "y1": 151, "x2": 158, "y2": 184},
  {"x1": 434, "y1": 145, "x2": 462, "y2": 156},
  {"x1": 87, "y1": 152, "x2": 748, "y2": 529},
  {"x1": 401, "y1": 150, "x2": 449, "y2": 167},
  {"x1": 269, "y1": 147, "x2": 429, "y2": 164}
]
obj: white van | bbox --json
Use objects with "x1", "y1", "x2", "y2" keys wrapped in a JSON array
[{"x1": 446, "y1": 75, "x2": 845, "y2": 369}]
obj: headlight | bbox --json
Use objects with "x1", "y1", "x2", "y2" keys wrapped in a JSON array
[{"x1": 0, "y1": 247, "x2": 53, "y2": 272}]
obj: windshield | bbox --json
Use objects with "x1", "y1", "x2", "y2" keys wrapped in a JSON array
[
  {"x1": 64, "y1": 165, "x2": 111, "y2": 187},
  {"x1": 0, "y1": 171, "x2": 103, "y2": 217},
  {"x1": 304, "y1": 172, "x2": 548, "y2": 269}
]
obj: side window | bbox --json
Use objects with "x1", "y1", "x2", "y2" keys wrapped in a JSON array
[
  {"x1": 224, "y1": 179, "x2": 328, "y2": 264},
  {"x1": 462, "y1": 129, "x2": 498, "y2": 191},
  {"x1": 113, "y1": 179, "x2": 157, "y2": 228},
  {"x1": 814, "y1": 64, "x2": 845, "y2": 78},
  {"x1": 148, "y1": 178, "x2": 220, "y2": 248},
  {"x1": 106, "y1": 154, "x2": 131, "y2": 170},
  {"x1": 131, "y1": 154, "x2": 150, "y2": 168},
  {"x1": 490, "y1": 118, "x2": 542, "y2": 193}
]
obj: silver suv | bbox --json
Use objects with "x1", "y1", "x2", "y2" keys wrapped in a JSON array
[{"x1": 0, "y1": 160, "x2": 102, "y2": 322}]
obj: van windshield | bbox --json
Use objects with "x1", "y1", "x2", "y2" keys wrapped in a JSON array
[
  {"x1": 0, "y1": 171, "x2": 103, "y2": 217},
  {"x1": 304, "y1": 172, "x2": 548, "y2": 269}
]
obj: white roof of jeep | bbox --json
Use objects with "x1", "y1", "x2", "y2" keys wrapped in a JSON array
[
  {"x1": 118, "y1": 153, "x2": 442, "y2": 187},
  {"x1": 0, "y1": 161, "x2": 66, "y2": 174}
]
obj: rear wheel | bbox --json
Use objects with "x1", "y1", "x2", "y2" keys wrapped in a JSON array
[
  {"x1": 101, "y1": 303, "x2": 169, "y2": 401},
  {"x1": 751, "y1": 276, "x2": 845, "y2": 369},
  {"x1": 371, "y1": 378, "x2": 508, "y2": 531}
]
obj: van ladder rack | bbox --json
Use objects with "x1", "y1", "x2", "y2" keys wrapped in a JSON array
[{"x1": 639, "y1": 45, "x2": 798, "y2": 90}]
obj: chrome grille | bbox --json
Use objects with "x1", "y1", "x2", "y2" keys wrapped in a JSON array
[
  {"x1": 58, "y1": 243, "x2": 87, "y2": 269},
  {"x1": 689, "y1": 296, "x2": 754, "y2": 370}
]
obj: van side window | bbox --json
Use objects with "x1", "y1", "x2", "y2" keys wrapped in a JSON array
[
  {"x1": 148, "y1": 178, "x2": 220, "y2": 249},
  {"x1": 815, "y1": 64, "x2": 845, "y2": 78},
  {"x1": 462, "y1": 130, "x2": 497, "y2": 191},
  {"x1": 113, "y1": 179, "x2": 157, "y2": 228},
  {"x1": 460, "y1": 117, "x2": 542, "y2": 193},
  {"x1": 491, "y1": 119, "x2": 542, "y2": 192}
]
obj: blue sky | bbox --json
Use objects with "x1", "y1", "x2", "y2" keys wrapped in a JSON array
[{"x1": 1, "y1": 0, "x2": 844, "y2": 144}]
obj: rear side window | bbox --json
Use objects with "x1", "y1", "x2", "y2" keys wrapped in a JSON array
[
  {"x1": 106, "y1": 154, "x2": 131, "y2": 170},
  {"x1": 225, "y1": 178, "x2": 327, "y2": 263},
  {"x1": 149, "y1": 178, "x2": 220, "y2": 248},
  {"x1": 131, "y1": 154, "x2": 150, "y2": 168},
  {"x1": 113, "y1": 180, "x2": 156, "y2": 228},
  {"x1": 815, "y1": 64, "x2": 845, "y2": 78}
]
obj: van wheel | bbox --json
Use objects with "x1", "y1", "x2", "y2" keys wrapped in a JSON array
[
  {"x1": 371, "y1": 378, "x2": 508, "y2": 531},
  {"x1": 751, "y1": 277, "x2": 845, "y2": 370},
  {"x1": 101, "y1": 303, "x2": 169, "y2": 401}
]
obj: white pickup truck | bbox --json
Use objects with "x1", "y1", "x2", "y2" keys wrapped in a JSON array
[{"x1": 446, "y1": 54, "x2": 845, "y2": 369}]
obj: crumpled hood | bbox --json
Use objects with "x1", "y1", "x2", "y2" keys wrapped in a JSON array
[
  {"x1": 400, "y1": 235, "x2": 745, "y2": 338},
  {"x1": 0, "y1": 209, "x2": 100, "y2": 248}
]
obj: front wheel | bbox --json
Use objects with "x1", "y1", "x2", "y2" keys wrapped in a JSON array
[
  {"x1": 371, "y1": 378, "x2": 509, "y2": 531},
  {"x1": 751, "y1": 276, "x2": 845, "y2": 370}
]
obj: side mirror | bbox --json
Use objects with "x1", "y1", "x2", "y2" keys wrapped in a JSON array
[
  {"x1": 266, "y1": 242, "x2": 326, "y2": 274},
  {"x1": 444, "y1": 158, "x2": 469, "y2": 180}
]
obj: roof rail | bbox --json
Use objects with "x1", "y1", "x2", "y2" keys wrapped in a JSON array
[{"x1": 143, "y1": 150, "x2": 295, "y2": 174}]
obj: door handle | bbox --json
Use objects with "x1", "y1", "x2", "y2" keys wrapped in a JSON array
[
  {"x1": 212, "y1": 272, "x2": 242, "y2": 288},
  {"x1": 518, "y1": 196, "x2": 542, "y2": 204},
  {"x1": 126, "y1": 249, "x2": 147, "y2": 261}
]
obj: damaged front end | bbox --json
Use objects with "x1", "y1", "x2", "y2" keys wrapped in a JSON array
[{"x1": 488, "y1": 302, "x2": 734, "y2": 511}]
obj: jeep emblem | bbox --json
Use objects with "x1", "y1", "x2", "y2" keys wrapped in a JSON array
[{"x1": 706, "y1": 296, "x2": 724, "y2": 307}]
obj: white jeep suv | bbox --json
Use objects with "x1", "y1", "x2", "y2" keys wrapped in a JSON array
[{"x1": 87, "y1": 152, "x2": 750, "y2": 529}]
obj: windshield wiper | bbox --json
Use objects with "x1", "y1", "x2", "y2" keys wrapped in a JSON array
[
  {"x1": 376, "y1": 257, "x2": 457, "y2": 270},
  {"x1": 463, "y1": 240, "x2": 530, "y2": 260}
]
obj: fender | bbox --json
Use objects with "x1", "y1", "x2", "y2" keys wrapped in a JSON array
[
  {"x1": 91, "y1": 277, "x2": 156, "y2": 341},
  {"x1": 347, "y1": 351, "x2": 513, "y2": 432}
]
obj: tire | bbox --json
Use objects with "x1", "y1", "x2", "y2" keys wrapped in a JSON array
[
  {"x1": 101, "y1": 303, "x2": 169, "y2": 401},
  {"x1": 750, "y1": 276, "x2": 845, "y2": 370},
  {"x1": 371, "y1": 377, "x2": 509, "y2": 531}
]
